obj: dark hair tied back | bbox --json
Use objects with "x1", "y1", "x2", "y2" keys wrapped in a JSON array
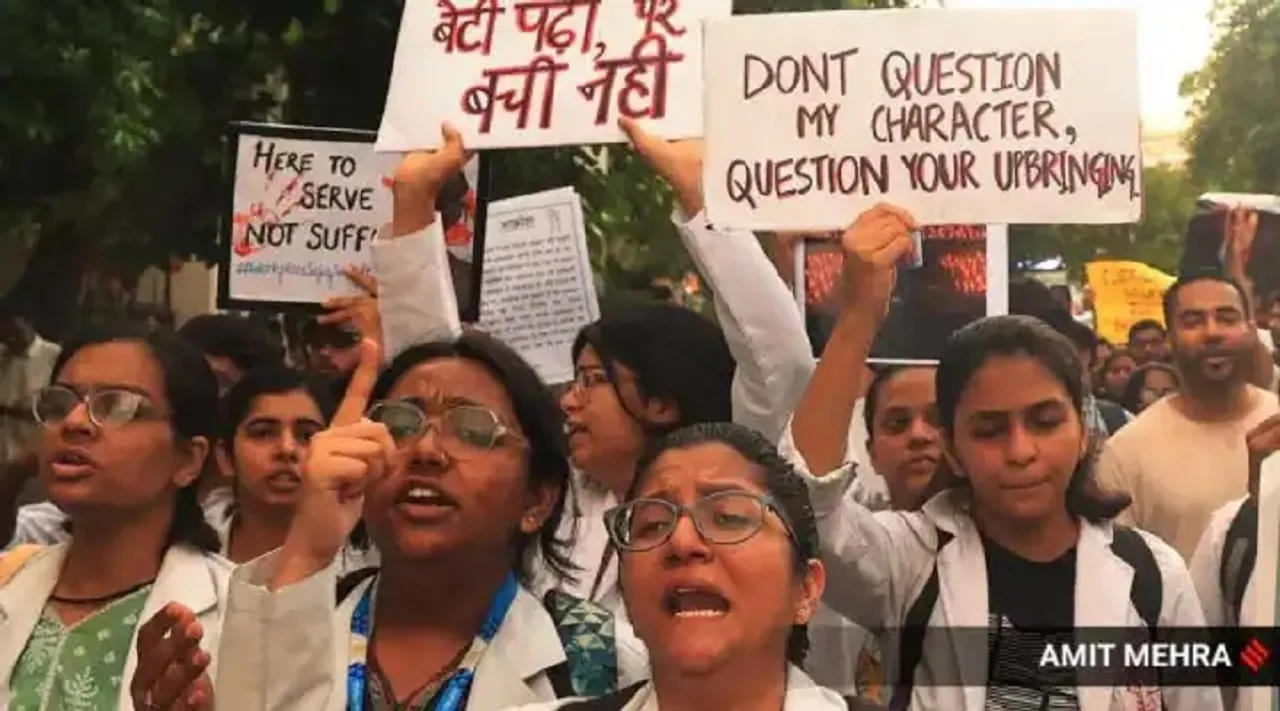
[{"x1": 934, "y1": 315, "x2": 1131, "y2": 523}]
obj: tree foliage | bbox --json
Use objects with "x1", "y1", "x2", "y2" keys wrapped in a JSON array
[
  {"x1": 1008, "y1": 164, "x2": 1197, "y2": 279},
  {"x1": 1182, "y1": 0, "x2": 1280, "y2": 192}
]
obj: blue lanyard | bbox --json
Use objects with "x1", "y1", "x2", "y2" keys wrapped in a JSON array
[{"x1": 346, "y1": 572, "x2": 519, "y2": 711}]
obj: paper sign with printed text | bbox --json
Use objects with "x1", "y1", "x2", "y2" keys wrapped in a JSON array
[
  {"x1": 702, "y1": 9, "x2": 1142, "y2": 230},
  {"x1": 478, "y1": 187, "x2": 599, "y2": 384},
  {"x1": 376, "y1": 0, "x2": 730, "y2": 150}
]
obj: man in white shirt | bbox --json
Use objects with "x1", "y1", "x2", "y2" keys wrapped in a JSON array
[
  {"x1": 1098, "y1": 272, "x2": 1280, "y2": 560},
  {"x1": 0, "y1": 311, "x2": 59, "y2": 465},
  {"x1": 0, "y1": 310, "x2": 60, "y2": 539}
]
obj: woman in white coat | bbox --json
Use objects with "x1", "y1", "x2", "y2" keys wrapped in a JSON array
[
  {"x1": 781, "y1": 205, "x2": 1221, "y2": 711},
  {"x1": 207, "y1": 334, "x2": 645, "y2": 711},
  {"x1": 508, "y1": 422, "x2": 866, "y2": 711},
  {"x1": 0, "y1": 324, "x2": 231, "y2": 711},
  {"x1": 1188, "y1": 410, "x2": 1280, "y2": 711},
  {"x1": 367, "y1": 122, "x2": 814, "y2": 619}
]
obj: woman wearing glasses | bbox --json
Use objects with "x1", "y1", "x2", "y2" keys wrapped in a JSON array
[
  {"x1": 0, "y1": 324, "x2": 229, "y2": 711},
  {"x1": 509, "y1": 422, "x2": 869, "y2": 711},
  {"x1": 205, "y1": 335, "x2": 645, "y2": 710},
  {"x1": 372, "y1": 124, "x2": 812, "y2": 620}
]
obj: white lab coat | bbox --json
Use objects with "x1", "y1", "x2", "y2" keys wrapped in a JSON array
[
  {"x1": 780, "y1": 425, "x2": 1223, "y2": 711},
  {"x1": 1189, "y1": 497, "x2": 1273, "y2": 711},
  {"x1": 372, "y1": 209, "x2": 815, "y2": 617},
  {"x1": 212, "y1": 552, "x2": 649, "y2": 711},
  {"x1": 504, "y1": 665, "x2": 849, "y2": 710},
  {"x1": 0, "y1": 543, "x2": 233, "y2": 710},
  {"x1": 8, "y1": 491, "x2": 377, "y2": 576}
]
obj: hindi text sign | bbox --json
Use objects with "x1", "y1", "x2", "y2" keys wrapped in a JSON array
[
  {"x1": 478, "y1": 187, "x2": 599, "y2": 384},
  {"x1": 702, "y1": 9, "x2": 1141, "y2": 229},
  {"x1": 377, "y1": 0, "x2": 730, "y2": 150}
]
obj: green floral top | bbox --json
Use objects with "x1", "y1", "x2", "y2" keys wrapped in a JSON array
[{"x1": 8, "y1": 586, "x2": 151, "y2": 711}]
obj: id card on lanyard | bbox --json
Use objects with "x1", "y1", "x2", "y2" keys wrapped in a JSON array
[{"x1": 346, "y1": 572, "x2": 520, "y2": 711}]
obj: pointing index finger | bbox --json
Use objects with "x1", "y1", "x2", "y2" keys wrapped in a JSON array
[{"x1": 332, "y1": 339, "x2": 381, "y2": 426}]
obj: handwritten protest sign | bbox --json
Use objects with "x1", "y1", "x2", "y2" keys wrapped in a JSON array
[
  {"x1": 479, "y1": 187, "x2": 598, "y2": 383},
  {"x1": 702, "y1": 9, "x2": 1141, "y2": 229},
  {"x1": 376, "y1": 0, "x2": 731, "y2": 151},
  {"x1": 219, "y1": 123, "x2": 489, "y2": 320},
  {"x1": 800, "y1": 224, "x2": 1008, "y2": 362},
  {"x1": 1084, "y1": 260, "x2": 1175, "y2": 345}
]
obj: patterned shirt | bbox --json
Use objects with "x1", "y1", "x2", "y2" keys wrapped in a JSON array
[{"x1": 9, "y1": 586, "x2": 151, "y2": 711}]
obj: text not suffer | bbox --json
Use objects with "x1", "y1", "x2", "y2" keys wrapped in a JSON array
[
  {"x1": 702, "y1": 9, "x2": 1142, "y2": 230},
  {"x1": 376, "y1": 0, "x2": 730, "y2": 150},
  {"x1": 227, "y1": 132, "x2": 398, "y2": 305}
]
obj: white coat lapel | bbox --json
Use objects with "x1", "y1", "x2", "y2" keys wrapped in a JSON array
[
  {"x1": 934, "y1": 521, "x2": 990, "y2": 711},
  {"x1": 1075, "y1": 523, "x2": 1132, "y2": 711},
  {"x1": 118, "y1": 546, "x2": 226, "y2": 711},
  {"x1": 466, "y1": 586, "x2": 567, "y2": 711},
  {"x1": 0, "y1": 544, "x2": 67, "y2": 697}
]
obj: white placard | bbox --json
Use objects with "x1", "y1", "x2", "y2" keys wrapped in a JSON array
[
  {"x1": 226, "y1": 129, "x2": 399, "y2": 306},
  {"x1": 702, "y1": 9, "x2": 1142, "y2": 230},
  {"x1": 376, "y1": 0, "x2": 731, "y2": 151},
  {"x1": 478, "y1": 187, "x2": 599, "y2": 384}
]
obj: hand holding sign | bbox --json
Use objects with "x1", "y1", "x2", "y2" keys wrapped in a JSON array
[
  {"x1": 274, "y1": 340, "x2": 392, "y2": 589},
  {"x1": 320, "y1": 267, "x2": 383, "y2": 350},
  {"x1": 840, "y1": 203, "x2": 918, "y2": 313},
  {"x1": 619, "y1": 117, "x2": 704, "y2": 216},
  {"x1": 390, "y1": 124, "x2": 472, "y2": 239},
  {"x1": 129, "y1": 603, "x2": 213, "y2": 711}
]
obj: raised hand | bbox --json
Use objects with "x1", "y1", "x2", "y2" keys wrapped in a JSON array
[
  {"x1": 319, "y1": 267, "x2": 383, "y2": 347},
  {"x1": 275, "y1": 339, "x2": 393, "y2": 586},
  {"x1": 839, "y1": 203, "x2": 919, "y2": 311},
  {"x1": 129, "y1": 604, "x2": 213, "y2": 711},
  {"x1": 1245, "y1": 412, "x2": 1280, "y2": 497},
  {"x1": 619, "y1": 117, "x2": 703, "y2": 216},
  {"x1": 1224, "y1": 206, "x2": 1259, "y2": 274},
  {"x1": 390, "y1": 124, "x2": 472, "y2": 239}
]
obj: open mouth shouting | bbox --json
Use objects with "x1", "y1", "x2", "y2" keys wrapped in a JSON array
[
  {"x1": 393, "y1": 481, "x2": 459, "y2": 523},
  {"x1": 663, "y1": 585, "x2": 732, "y2": 619}
]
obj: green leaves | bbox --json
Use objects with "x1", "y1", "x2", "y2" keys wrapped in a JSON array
[{"x1": 1183, "y1": 0, "x2": 1280, "y2": 192}]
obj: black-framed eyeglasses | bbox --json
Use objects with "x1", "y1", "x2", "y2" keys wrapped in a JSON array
[
  {"x1": 603, "y1": 491, "x2": 798, "y2": 553},
  {"x1": 32, "y1": 385, "x2": 160, "y2": 428},
  {"x1": 366, "y1": 400, "x2": 524, "y2": 451}
]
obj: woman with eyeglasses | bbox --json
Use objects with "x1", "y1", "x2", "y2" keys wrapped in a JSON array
[
  {"x1": 372, "y1": 124, "x2": 812, "y2": 620},
  {"x1": 0, "y1": 323, "x2": 229, "y2": 711},
  {"x1": 186, "y1": 334, "x2": 645, "y2": 711},
  {"x1": 508, "y1": 422, "x2": 879, "y2": 711}
]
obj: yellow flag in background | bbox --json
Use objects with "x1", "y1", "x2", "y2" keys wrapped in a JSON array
[{"x1": 1086, "y1": 261, "x2": 1178, "y2": 345}]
